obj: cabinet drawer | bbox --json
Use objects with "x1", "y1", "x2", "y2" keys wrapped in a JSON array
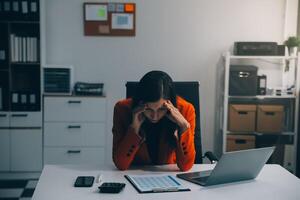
[
  {"x1": 10, "y1": 112, "x2": 42, "y2": 127},
  {"x1": 0, "y1": 112, "x2": 9, "y2": 127},
  {"x1": 11, "y1": 129, "x2": 43, "y2": 171},
  {"x1": 44, "y1": 122, "x2": 105, "y2": 147},
  {"x1": 44, "y1": 147, "x2": 105, "y2": 165},
  {"x1": 44, "y1": 97, "x2": 106, "y2": 122},
  {"x1": 0, "y1": 130, "x2": 10, "y2": 171}
]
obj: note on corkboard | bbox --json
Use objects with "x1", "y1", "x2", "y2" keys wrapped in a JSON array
[{"x1": 83, "y1": 2, "x2": 136, "y2": 36}]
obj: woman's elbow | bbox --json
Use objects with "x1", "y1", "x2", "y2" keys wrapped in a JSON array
[
  {"x1": 178, "y1": 162, "x2": 194, "y2": 172},
  {"x1": 113, "y1": 155, "x2": 130, "y2": 171}
]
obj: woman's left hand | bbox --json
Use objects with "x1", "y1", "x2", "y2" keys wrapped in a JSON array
[{"x1": 164, "y1": 100, "x2": 190, "y2": 133}]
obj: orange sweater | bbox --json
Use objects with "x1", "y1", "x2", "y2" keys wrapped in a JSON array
[{"x1": 112, "y1": 96, "x2": 196, "y2": 171}]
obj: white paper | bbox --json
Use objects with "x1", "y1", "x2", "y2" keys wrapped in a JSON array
[
  {"x1": 0, "y1": 50, "x2": 5, "y2": 60},
  {"x1": 13, "y1": 1, "x2": 19, "y2": 12},
  {"x1": 30, "y1": 94, "x2": 36, "y2": 104},
  {"x1": 111, "y1": 13, "x2": 133, "y2": 30},
  {"x1": 126, "y1": 174, "x2": 187, "y2": 192},
  {"x1": 21, "y1": 94, "x2": 27, "y2": 104},
  {"x1": 85, "y1": 4, "x2": 107, "y2": 21},
  {"x1": 4, "y1": 1, "x2": 10, "y2": 11},
  {"x1": 22, "y1": 1, "x2": 28, "y2": 14},
  {"x1": 12, "y1": 93, "x2": 18, "y2": 103},
  {"x1": 31, "y1": 2, "x2": 37, "y2": 12}
]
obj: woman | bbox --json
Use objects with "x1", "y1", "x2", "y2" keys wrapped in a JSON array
[{"x1": 112, "y1": 71, "x2": 196, "y2": 171}]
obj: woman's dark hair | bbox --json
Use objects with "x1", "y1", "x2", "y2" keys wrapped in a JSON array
[
  {"x1": 132, "y1": 71, "x2": 178, "y2": 163},
  {"x1": 132, "y1": 70, "x2": 177, "y2": 107}
]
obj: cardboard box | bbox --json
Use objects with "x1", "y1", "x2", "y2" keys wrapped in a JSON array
[
  {"x1": 257, "y1": 105, "x2": 284, "y2": 133},
  {"x1": 228, "y1": 104, "x2": 256, "y2": 132},
  {"x1": 227, "y1": 134, "x2": 255, "y2": 152}
]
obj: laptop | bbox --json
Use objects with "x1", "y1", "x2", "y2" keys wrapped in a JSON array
[{"x1": 177, "y1": 147, "x2": 274, "y2": 186}]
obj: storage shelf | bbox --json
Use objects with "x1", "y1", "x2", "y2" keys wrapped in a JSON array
[{"x1": 220, "y1": 51, "x2": 300, "y2": 174}]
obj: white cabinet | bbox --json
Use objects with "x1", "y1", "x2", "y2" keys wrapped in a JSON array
[
  {"x1": 11, "y1": 129, "x2": 43, "y2": 171},
  {"x1": 44, "y1": 147, "x2": 105, "y2": 165},
  {"x1": 0, "y1": 112, "x2": 9, "y2": 127},
  {"x1": 44, "y1": 96, "x2": 106, "y2": 165},
  {"x1": 0, "y1": 129, "x2": 9, "y2": 171},
  {"x1": 219, "y1": 52, "x2": 300, "y2": 174},
  {"x1": 0, "y1": 111, "x2": 43, "y2": 172}
]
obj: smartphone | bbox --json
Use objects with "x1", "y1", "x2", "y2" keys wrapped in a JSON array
[{"x1": 74, "y1": 176, "x2": 95, "y2": 187}]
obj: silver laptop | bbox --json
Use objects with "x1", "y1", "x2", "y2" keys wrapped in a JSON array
[{"x1": 177, "y1": 147, "x2": 274, "y2": 186}]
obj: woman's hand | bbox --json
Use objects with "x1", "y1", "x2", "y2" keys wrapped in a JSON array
[
  {"x1": 130, "y1": 104, "x2": 146, "y2": 134},
  {"x1": 164, "y1": 100, "x2": 190, "y2": 133}
]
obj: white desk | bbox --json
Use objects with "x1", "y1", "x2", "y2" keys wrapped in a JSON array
[{"x1": 33, "y1": 164, "x2": 300, "y2": 200}]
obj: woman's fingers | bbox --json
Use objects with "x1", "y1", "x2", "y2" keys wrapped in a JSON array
[{"x1": 132, "y1": 104, "x2": 146, "y2": 115}]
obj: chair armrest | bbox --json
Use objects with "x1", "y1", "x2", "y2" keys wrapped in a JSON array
[{"x1": 203, "y1": 151, "x2": 218, "y2": 164}]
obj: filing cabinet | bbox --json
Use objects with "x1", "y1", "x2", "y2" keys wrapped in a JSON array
[
  {"x1": 43, "y1": 96, "x2": 106, "y2": 165},
  {"x1": 0, "y1": 112, "x2": 43, "y2": 172}
]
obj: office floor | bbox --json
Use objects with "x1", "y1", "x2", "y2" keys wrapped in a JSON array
[{"x1": 0, "y1": 179, "x2": 38, "y2": 200}]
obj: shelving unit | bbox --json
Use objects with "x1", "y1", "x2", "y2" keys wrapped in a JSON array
[
  {"x1": 220, "y1": 51, "x2": 300, "y2": 174},
  {"x1": 0, "y1": 0, "x2": 43, "y2": 172}
]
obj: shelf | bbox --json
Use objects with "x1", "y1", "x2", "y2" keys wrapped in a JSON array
[
  {"x1": 226, "y1": 131, "x2": 295, "y2": 136},
  {"x1": 11, "y1": 63, "x2": 40, "y2": 65},
  {"x1": 229, "y1": 95, "x2": 296, "y2": 99},
  {"x1": 0, "y1": 20, "x2": 39, "y2": 23},
  {"x1": 227, "y1": 55, "x2": 297, "y2": 60}
]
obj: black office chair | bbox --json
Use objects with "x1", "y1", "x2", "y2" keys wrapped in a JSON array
[{"x1": 126, "y1": 81, "x2": 218, "y2": 164}]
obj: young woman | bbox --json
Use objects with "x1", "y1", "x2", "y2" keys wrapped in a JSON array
[{"x1": 112, "y1": 71, "x2": 196, "y2": 171}]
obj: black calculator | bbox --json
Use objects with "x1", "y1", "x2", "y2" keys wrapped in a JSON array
[{"x1": 98, "y1": 182, "x2": 126, "y2": 193}]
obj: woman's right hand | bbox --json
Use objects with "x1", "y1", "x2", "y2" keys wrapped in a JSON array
[{"x1": 131, "y1": 104, "x2": 146, "y2": 134}]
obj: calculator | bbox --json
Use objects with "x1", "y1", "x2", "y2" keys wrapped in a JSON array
[{"x1": 98, "y1": 182, "x2": 126, "y2": 193}]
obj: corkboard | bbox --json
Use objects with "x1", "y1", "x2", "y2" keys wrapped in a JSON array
[{"x1": 83, "y1": 2, "x2": 136, "y2": 36}]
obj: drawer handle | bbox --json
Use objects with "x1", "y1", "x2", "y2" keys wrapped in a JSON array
[
  {"x1": 68, "y1": 125, "x2": 81, "y2": 129},
  {"x1": 265, "y1": 112, "x2": 275, "y2": 116},
  {"x1": 67, "y1": 150, "x2": 81, "y2": 154},
  {"x1": 11, "y1": 114, "x2": 28, "y2": 117},
  {"x1": 238, "y1": 111, "x2": 248, "y2": 115},
  {"x1": 68, "y1": 100, "x2": 81, "y2": 104},
  {"x1": 0, "y1": 114, "x2": 7, "y2": 117},
  {"x1": 235, "y1": 139, "x2": 246, "y2": 144}
]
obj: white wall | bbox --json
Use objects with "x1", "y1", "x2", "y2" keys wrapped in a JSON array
[{"x1": 44, "y1": 0, "x2": 298, "y2": 164}]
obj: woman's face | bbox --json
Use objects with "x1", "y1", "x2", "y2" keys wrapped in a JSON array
[{"x1": 144, "y1": 98, "x2": 168, "y2": 123}]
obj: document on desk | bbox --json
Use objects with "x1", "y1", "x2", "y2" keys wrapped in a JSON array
[{"x1": 124, "y1": 174, "x2": 190, "y2": 193}]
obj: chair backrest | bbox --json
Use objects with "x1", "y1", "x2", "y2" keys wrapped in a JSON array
[{"x1": 126, "y1": 81, "x2": 203, "y2": 164}]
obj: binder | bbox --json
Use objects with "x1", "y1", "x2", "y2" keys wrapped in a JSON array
[
  {"x1": 12, "y1": 1, "x2": 20, "y2": 21},
  {"x1": 0, "y1": 23, "x2": 8, "y2": 66},
  {"x1": 124, "y1": 174, "x2": 190, "y2": 193},
  {"x1": 29, "y1": 0, "x2": 39, "y2": 21}
]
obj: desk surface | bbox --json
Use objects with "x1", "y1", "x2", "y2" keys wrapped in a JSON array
[{"x1": 33, "y1": 164, "x2": 300, "y2": 200}]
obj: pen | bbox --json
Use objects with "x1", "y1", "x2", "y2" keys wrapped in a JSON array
[
  {"x1": 96, "y1": 174, "x2": 103, "y2": 184},
  {"x1": 152, "y1": 187, "x2": 179, "y2": 192}
]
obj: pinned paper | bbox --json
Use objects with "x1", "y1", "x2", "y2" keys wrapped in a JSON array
[
  {"x1": 108, "y1": 3, "x2": 115, "y2": 12},
  {"x1": 85, "y1": 4, "x2": 107, "y2": 21},
  {"x1": 98, "y1": 25, "x2": 110, "y2": 34},
  {"x1": 111, "y1": 13, "x2": 133, "y2": 30},
  {"x1": 116, "y1": 4, "x2": 124, "y2": 12},
  {"x1": 125, "y1": 4, "x2": 134, "y2": 12}
]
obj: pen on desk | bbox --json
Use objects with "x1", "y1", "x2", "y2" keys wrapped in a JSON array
[
  {"x1": 152, "y1": 187, "x2": 179, "y2": 192},
  {"x1": 96, "y1": 174, "x2": 103, "y2": 184}
]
